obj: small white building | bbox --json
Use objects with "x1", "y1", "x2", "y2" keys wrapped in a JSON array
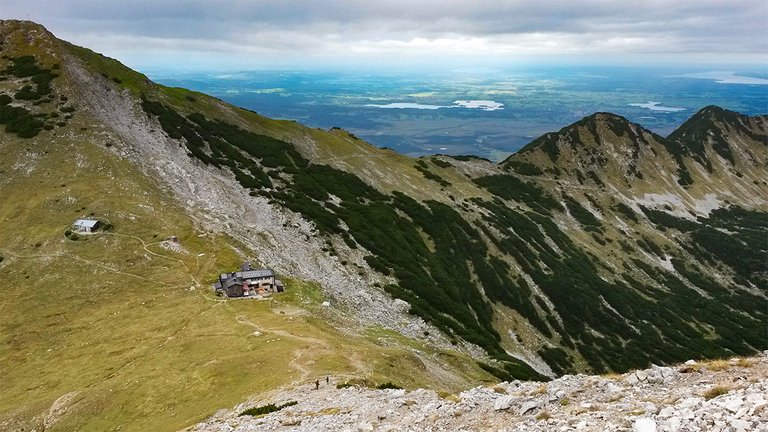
[{"x1": 73, "y1": 219, "x2": 101, "y2": 233}]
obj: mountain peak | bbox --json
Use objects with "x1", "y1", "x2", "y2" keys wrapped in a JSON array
[
  {"x1": 0, "y1": 20, "x2": 57, "y2": 43},
  {"x1": 576, "y1": 111, "x2": 645, "y2": 137},
  {"x1": 0, "y1": 19, "x2": 48, "y2": 32},
  {"x1": 665, "y1": 103, "x2": 767, "y2": 176},
  {"x1": 682, "y1": 105, "x2": 751, "y2": 129},
  {"x1": 508, "y1": 110, "x2": 657, "y2": 174},
  {"x1": 0, "y1": 20, "x2": 62, "y2": 65}
]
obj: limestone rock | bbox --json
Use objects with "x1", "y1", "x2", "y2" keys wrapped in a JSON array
[
  {"x1": 189, "y1": 355, "x2": 768, "y2": 432},
  {"x1": 633, "y1": 418, "x2": 656, "y2": 432},
  {"x1": 494, "y1": 395, "x2": 515, "y2": 411},
  {"x1": 519, "y1": 400, "x2": 538, "y2": 415}
]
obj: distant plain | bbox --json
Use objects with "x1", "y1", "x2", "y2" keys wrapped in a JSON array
[{"x1": 151, "y1": 66, "x2": 768, "y2": 161}]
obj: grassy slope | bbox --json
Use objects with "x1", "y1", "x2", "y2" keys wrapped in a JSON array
[{"x1": 0, "y1": 109, "x2": 489, "y2": 431}]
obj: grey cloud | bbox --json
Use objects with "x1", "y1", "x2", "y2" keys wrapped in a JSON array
[{"x1": 2, "y1": 0, "x2": 765, "y2": 65}]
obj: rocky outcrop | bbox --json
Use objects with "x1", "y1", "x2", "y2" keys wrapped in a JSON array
[{"x1": 189, "y1": 354, "x2": 768, "y2": 431}]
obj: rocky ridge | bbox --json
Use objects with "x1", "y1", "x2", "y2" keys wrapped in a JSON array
[{"x1": 190, "y1": 354, "x2": 768, "y2": 432}]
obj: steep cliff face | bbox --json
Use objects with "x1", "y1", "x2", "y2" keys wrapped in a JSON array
[
  {"x1": 483, "y1": 109, "x2": 767, "y2": 375},
  {"x1": 1, "y1": 19, "x2": 766, "y2": 432}
]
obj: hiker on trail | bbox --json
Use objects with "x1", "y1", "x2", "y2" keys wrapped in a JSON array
[
  {"x1": 315, "y1": 379, "x2": 320, "y2": 390},
  {"x1": 326, "y1": 376, "x2": 329, "y2": 384}
]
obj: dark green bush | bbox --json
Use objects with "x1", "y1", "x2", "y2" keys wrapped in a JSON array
[
  {"x1": 5, "y1": 55, "x2": 43, "y2": 77},
  {"x1": 4, "y1": 56, "x2": 55, "y2": 101},
  {"x1": 414, "y1": 164, "x2": 451, "y2": 187},
  {"x1": 0, "y1": 103, "x2": 44, "y2": 137},
  {"x1": 376, "y1": 382, "x2": 403, "y2": 390},
  {"x1": 563, "y1": 195, "x2": 602, "y2": 231},
  {"x1": 478, "y1": 362, "x2": 514, "y2": 382},
  {"x1": 431, "y1": 158, "x2": 452, "y2": 168},
  {"x1": 639, "y1": 206, "x2": 699, "y2": 232},
  {"x1": 239, "y1": 401, "x2": 297, "y2": 417},
  {"x1": 506, "y1": 160, "x2": 544, "y2": 175},
  {"x1": 612, "y1": 202, "x2": 638, "y2": 223},
  {"x1": 473, "y1": 174, "x2": 561, "y2": 214},
  {"x1": 447, "y1": 154, "x2": 492, "y2": 162}
]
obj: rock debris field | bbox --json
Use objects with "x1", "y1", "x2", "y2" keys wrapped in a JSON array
[{"x1": 189, "y1": 353, "x2": 768, "y2": 431}]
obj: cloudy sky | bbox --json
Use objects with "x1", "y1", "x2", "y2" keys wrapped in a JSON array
[{"x1": 2, "y1": 0, "x2": 767, "y2": 71}]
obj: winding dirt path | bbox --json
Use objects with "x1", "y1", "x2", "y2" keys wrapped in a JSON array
[
  {"x1": 234, "y1": 315, "x2": 358, "y2": 385},
  {"x1": 105, "y1": 232, "x2": 200, "y2": 285}
]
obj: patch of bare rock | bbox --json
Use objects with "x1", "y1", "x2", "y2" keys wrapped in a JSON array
[{"x1": 188, "y1": 353, "x2": 768, "y2": 431}]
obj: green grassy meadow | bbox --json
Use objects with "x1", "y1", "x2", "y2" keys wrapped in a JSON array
[{"x1": 0, "y1": 120, "x2": 488, "y2": 431}]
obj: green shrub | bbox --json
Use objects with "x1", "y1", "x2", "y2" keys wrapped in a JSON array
[
  {"x1": 5, "y1": 56, "x2": 43, "y2": 77},
  {"x1": 506, "y1": 160, "x2": 544, "y2": 176},
  {"x1": 473, "y1": 174, "x2": 561, "y2": 214},
  {"x1": 376, "y1": 382, "x2": 403, "y2": 390},
  {"x1": 447, "y1": 154, "x2": 492, "y2": 162},
  {"x1": 239, "y1": 401, "x2": 297, "y2": 417},
  {"x1": 430, "y1": 158, "x2": 452, "y2": 168},
  {"x1": 4, "y1": 56, "x2": 56, "y2": 101},
  {"x1": 563, "y1": 195, "x2": 602, "y2": 231},
  {"x1": 0, "y1": 103, "x2": 44, "y2": 138},
  {"x1": 613, "y1": 202, "x2": 638, "y2": 223},
  {"x1": 414, "y1": 164, "x2": 451, "y2": 187},
  {"x1": 478, "y1": 362, "x2": 514, "y2": 381}
]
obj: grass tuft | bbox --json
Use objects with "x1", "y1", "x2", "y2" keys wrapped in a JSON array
[
  {"x1": 703, "y1": 386, "x2": 729, "y2": 400},
  {"x1": 704, "y1": 360, "x2": 730, "y2": 371}
]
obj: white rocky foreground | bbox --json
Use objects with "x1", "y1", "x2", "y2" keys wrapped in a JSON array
[{"x1": 188, "y1": 354, "x2": 768, "y2": 432}]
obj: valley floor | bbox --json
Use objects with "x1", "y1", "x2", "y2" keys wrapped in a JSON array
[{"x1": 189, "y1": 354, "x2": 768, "y2": 432}]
